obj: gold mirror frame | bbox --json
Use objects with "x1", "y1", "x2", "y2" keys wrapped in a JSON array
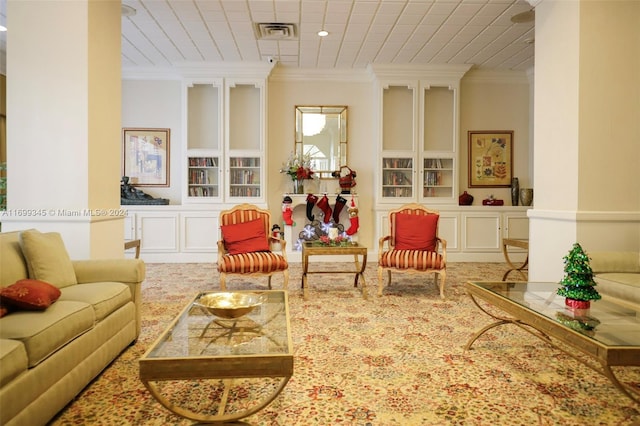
[{"x1": 295, "y1": 106, "x2": 347, "y2": 179}]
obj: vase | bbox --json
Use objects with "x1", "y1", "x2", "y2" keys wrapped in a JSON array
[
  {"x1": 292, "y1": 180, "x2": 304, "y2": 194},
  {"x1": 520, "y1": 188, "x2": 533, "y2": 206},
  {"x1": 458, "y1": 191, "x2": 473, "y2": 206},
  {"x1": 511, "y1": 177, "x2": 519, "y2": 206}
]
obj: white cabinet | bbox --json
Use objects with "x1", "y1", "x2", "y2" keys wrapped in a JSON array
[
  {"x1": 122, "y1": 206, "x2": 220, "y2": 262},
  {"x1": 462, "y1": 212, "x2": 502, "y2": 252},
  {"x1": 180, "y1": 211, "x2": 219, "y2": 253},
  {"x1": 136, "y1": 211, "x2": 179, "y2": 253},
  {"x1": 373, "y1": 65, "x2": 469, "y2": 205},
  {"x1": 460, "y1": 209, "x2": 530, "y2": 261},
  {"x1": 374, "y1": 206, "x2": 528, "y2": 262},
  {"x1": 183, "y1": 79, "x2": 266, "y2": 204}
]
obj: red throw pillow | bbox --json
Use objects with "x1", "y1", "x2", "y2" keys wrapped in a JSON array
[
  {"x1": 221, "y1": 218, "x2": 269, "y2": 255},
  {"x1": 0, "y1": 279, "x2": 62, "y2": 311},
  {"x1": 394, "y1": 213, "x2": 439, "y2": 251}
]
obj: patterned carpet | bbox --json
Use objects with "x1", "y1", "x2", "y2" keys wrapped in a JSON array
[{"x1": 49, "y1": 262, "x2": 639, "y2": 425}]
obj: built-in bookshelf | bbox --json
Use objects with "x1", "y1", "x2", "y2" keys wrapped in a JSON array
[
  {"x1": 382, "y1": 157, "x2": 413, "y2": 198},
  {"x1": 423, "y1": 157, "x2": 454, "y2": 198},
  {"x1": 229, "y1": 156, "x2": 261, "y2": 197},
  {"x1": 187, "y1": 156, "x2": 219, "y2": 197}
]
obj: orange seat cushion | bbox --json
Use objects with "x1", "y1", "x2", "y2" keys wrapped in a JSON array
[
  {"x1": 218, "y1": 251, "x2": 288, "y2": 274},
  {"x1": 394, "y1": 213, "x2": 439, "y2": 251},
  {"x1": 379, "y1": 250, "x2": 444, "y2": 270}
]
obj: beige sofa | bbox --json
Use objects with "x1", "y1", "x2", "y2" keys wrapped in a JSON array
[
  {"x1": 0, "y1": 230, "x2": 145, "y2": 426},
  {"x1": 589, "y1": 251, "x2": 640, "y2": 312}
]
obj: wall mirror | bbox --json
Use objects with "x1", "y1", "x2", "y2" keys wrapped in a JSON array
[{"x1": 295, "y1": 106, "x2": 347, "y2": 179}]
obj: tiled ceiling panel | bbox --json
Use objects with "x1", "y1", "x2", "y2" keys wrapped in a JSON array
[{"x1": 0, "y1": 0, "x2": 536, "y2": 73}]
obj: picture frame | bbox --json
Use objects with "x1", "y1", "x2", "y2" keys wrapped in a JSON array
[
  {"x1": 468, "y1": 130, "x2": 513, "y2": 188},
  {"x1": 122, "y1": 128, "x2": 170, "y2": 187}
]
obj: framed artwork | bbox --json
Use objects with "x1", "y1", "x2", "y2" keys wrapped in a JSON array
[
  {"x1": 122, "y1": 128, "x2": 170, "y2": 187},
  {"x1": 468, "y1": 130, "x2": 513, "y2": 188}
]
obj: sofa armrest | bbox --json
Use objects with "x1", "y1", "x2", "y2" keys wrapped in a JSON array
[
  {"x1": 72, "y1": 259, "x2": 145, "y2": 337},
  {"x1": 72, "y1": 259, "x2": 145, "y2": 284},
  {"x1": 589, "y1": 252, "x2": 640, "y2": 274}
]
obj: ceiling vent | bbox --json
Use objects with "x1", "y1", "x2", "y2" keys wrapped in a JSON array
[{"x1": 255, "y1": 23, "x2": 297, "y2": 40}]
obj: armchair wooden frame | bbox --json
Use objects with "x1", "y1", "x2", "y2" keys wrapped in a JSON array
[
  {"x1": 217, "y1": 204, "x2": 289, "y2": 290},
  {"x1": 377, "y1": 203, "x2": 447, "y2": 298}
]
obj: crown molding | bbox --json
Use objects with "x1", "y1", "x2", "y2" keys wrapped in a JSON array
[
  {"x1": 122, "y1": 61, "x2": 275, "y2": 80},
  {"x1": 462, "y1": 69, "x2": 530, "y2": 85},
  {"x1": 367, "y1": 63, "x2": 473, "y2": 82},
  {"x1": 268, "y1": 66, "x2": 373, "y2": 83}
]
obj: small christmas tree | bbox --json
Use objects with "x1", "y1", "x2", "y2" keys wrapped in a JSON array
[{"x1": 557, "y1": 243, "x2": 601, "y2": 303}]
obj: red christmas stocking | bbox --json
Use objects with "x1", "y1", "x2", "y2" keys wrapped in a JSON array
[
  {"x1": 332, "y1": 195, "x2": 347, "y2": 223},
  {"x1": 346, "y1": 198, "x2": 360, "y2": 235},
  {"x1": 316, "y1": 194, "x2": 332, "y2": 223},
  {"x1": 306, "y1": 194, "x2": 318, "y2": 222},
  {"x1": 282, "y1": 205, "x2": 293, "y2": 225}
]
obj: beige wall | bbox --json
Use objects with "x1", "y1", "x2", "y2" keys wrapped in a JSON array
[
  {"x1": 267, "y1": 77, "x2": 376, "y2": 248},
  {"x1": 460, "y1": 70, "x2": 532, "y2": 203},
  {"x1": 120, "y1": 70, "x2": 531, "y2": 251}
]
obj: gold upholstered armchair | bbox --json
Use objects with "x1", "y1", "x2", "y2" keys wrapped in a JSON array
[
  {"x1": 217, "y1": 204, "x2": 289, "y2": 290},
  {"x1": 377, "y1": 203, "x2": 447, "y2": 298}
]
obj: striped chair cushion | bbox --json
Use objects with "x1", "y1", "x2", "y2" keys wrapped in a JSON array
[
  {"x1": 218, "y1": 251, "x2": 288, "y2": 274},
  {"x1": 379, "y1": 250, "x2": 444, "y2": 270}
]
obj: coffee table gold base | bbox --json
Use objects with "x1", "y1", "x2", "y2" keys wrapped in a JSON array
[
  {"x1": 501, "y1": 238, "x2": 528, "y2": 281},
  {"x1": 465, "y1": 284, "x2": 640, "y2": 405},
  {"x1": 301, "y1": 243, "x2": 368, "y2": 300},
  {"x1": 141, "y1": 377, "x2": 291, "y2": 423}
]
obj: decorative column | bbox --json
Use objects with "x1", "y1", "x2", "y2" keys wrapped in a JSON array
[
  {"x1": 528, "y1": 0, "x2": 640, "y2": 280},
  {"x1": 4, "y1": 0, "x2": 123, "y2": 258}
]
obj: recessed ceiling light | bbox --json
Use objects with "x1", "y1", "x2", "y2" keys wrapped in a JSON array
[
  {"x1": 317, "y1": 30, "x2": 329, "y2": 37},
  {"x1": 0, "y1": 25, "x2": 7, "y2": 32}
]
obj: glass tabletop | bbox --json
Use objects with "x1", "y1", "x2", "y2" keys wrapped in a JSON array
[
  {"x1": 146, "y1": 290, "x2": 291, "y2": 359},
  {"x1": 468, "y1": 282, "x2": 640, "y2": 347}
]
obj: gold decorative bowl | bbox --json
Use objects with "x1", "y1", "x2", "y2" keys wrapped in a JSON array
[{"x1": 195, "y1": 292, "x2": 267, "y2": 319}]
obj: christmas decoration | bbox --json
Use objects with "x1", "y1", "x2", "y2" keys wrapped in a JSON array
[
  {"x1": 346, "y1": 197, "x2": 359, "y2": 236},
  {"x1": 316, "y1": 194, "x2": 333, "y2": 224},
  {"x1": 557, "y1": 243, "x2": 601, "y2": 308},
  {"x1": 282, "y1": 196, "x2": 293, "y2": 226},
  {"x1": 333, "y1": 195, "x2": 347, "y2": 223},
  {"x1": 332, "y1": 166, "x2": 357, "y2": 194},
  {"x1": 305, "y1": 194, "x2": 318, "y2": 222}
]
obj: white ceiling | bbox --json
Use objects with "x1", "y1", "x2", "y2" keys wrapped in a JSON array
[
  {"x1": 0, "y1": 0, "x2": 535, "y2": 74},
  {"x1": 121, "y1": 0, "x2": 534, "y2": 72}
]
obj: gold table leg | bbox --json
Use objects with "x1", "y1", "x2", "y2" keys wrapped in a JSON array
[
  {"x1": 502, "y1": 239, "x2": 528, "y2": 281},
  {"x1": 142, "y1": 376, "x2": 291, "y2": 423},
  {"x1": 465, "y1": 292, "x2": 640, "y2": 404}
]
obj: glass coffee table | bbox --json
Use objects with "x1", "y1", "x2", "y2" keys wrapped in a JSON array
[
  {"x1": 301, "y1": 241, "x2": 368, "y2": 300},
  {"x1": 139, "y1": 290, "x2": 293, "y2": 423},
  {"x1": 465, "y1": 281, "x2": 640, "y2": 403}
]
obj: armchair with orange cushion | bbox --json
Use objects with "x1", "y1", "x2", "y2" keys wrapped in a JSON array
[
  {"x1": 217, "y1": 204, "x2": 289, "y2": 290},
  {"x1": 377, "y1": 203, "x2": 447, "y2": 298}
]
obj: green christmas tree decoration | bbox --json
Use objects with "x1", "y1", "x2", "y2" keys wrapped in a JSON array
[{"x1": 557, "y1": 243, "x2": 601, "y2": 302}]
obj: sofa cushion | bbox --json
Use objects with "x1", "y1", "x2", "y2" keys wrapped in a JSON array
[
  {"x1": 0, "y1": 339, "x2": 28, "y2": 387},
  {"x1": 59, "y1": 282, "x2": 132, "y2": 322},
  {"x1": 0, "y1": 301, "x2": 94, "y2": 367},
  {"x1": 0, "y1": 231, "x2": 29, "y2": 287},
  {"x1": 19, "y1": 230, "x2": 77, "y2": 288},
  {"x1": 0, "y1": 279, "x2": 61, "y2": 311}
]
